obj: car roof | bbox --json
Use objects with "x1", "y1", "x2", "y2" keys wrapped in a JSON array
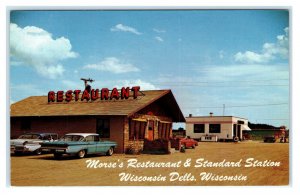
[
  {"x1": 64, "y1": 133, "x2": 99, "y2": 137},
  {"x1": 25, "y1": 132, "x2": 58, "y2": 135}
]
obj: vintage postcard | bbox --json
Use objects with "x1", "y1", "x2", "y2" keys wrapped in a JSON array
[{"x1": 9, "y1": 9, "x2": 289, "y2": 186}]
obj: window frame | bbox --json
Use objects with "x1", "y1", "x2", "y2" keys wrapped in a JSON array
[
  {"x1": 96, "y1": 118, "x2": 110, "y2": 138},
  {"x1": 194, "y1": 124, "x2": 205, "y2": 133},
  {"x1": 129, "y1": 119, "x2": 146, "y2": 141},
  {"x1": 158, "y1": 122, "x2": 171, "y2": 139},
  {"x1": 209, "y1": 124, "x2": 221, "y2": 133}
]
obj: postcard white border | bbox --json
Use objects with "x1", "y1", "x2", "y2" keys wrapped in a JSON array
[{"x1": 1, "y1": 0, "x2": 299, "y2": 195}]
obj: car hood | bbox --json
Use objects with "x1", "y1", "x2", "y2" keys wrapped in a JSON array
[{"x1": 11, "y1": 139, "x2": 41, "y2": 146}]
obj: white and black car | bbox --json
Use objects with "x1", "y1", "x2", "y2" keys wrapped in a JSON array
[{"x1": 11, "y1": 133, "x2": 58, "y2": 155}]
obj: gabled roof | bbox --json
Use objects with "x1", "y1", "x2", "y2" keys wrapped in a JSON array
[{"x1": 10, "y1": 90, "x2": 185, "y2": 122}]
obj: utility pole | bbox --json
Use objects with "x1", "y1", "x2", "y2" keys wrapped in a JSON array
[{"x1": 223, "y1": 104, "x2": 225, "y2": 116}]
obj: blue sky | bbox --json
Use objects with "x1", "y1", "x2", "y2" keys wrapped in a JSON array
[{"x1": 9, "y1": 10, "x2": 289, "y2": 128}]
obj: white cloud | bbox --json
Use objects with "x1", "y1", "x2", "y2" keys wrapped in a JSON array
[
  {"x1": 83, "y1": 57, "x2": 140, "y2": 74},
  {"x1": 153, "y1": 28, "x2": 166, "y2": 33},
  {"x1": 117, "y1": 79, "x2": 159, "y2": 90},
  {"x1": 234, "y1": 51, "x2": 274, "y2": 64},
  {"x1": 110, "y1": 24, "x2": 142, "y2": 35},
  {"x1": 155, "y1": 36, "x2": 164, "y2": 42},
  {"x1": 196, "y1": 64, "x2": 289, "y2": 83},
  {"x1": 10, "y1": 23, "x2": 78, "y2": 79},
  {"x1": 234, "y1": 27, "x2": 289, "y2": 64}
]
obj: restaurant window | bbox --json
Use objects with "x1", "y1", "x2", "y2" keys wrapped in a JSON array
[
  {"x1": 158, "y1": 122, "x2": 165, "y2": 139},
  {"x1": 129, "y1": 119, "x2": 146, "y2": 140},
  {"x1": 209, "y1": 124, "x2": 221, "y2": 133},
  {"x1": 158, "y1": 122, "x2": 163, "y2": 138},
  {"x1": 96, "y1": 119, "x2": 110, "y2": 138},
  {"x1": 158, "y1": 122, "x2": 171, "y2": 139},
  {"x1": 21, "y1": 118, "x2": 31, "y2": 130},
  {"x1": 194, "y1": 124, "x2": 205, "y2": 133},
  {"x1": 165, "y1": 123, "x2": 170, "y2": 139}
]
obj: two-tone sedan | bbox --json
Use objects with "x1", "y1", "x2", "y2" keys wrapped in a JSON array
[
  {"x1": 40, "y1": 133, "x2": 117, "y2": 159},
  {"x1": 10, "y1": 133, "x2": 58, "y2": 155}
]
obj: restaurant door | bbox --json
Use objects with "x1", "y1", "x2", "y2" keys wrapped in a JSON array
[{"x1": 148, "y1": 120, "x2": 154, "y2": 141}]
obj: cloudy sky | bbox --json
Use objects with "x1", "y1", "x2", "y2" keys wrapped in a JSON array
[{"x1": 9, "y1": 10, "x2": 289, "y2": 128}]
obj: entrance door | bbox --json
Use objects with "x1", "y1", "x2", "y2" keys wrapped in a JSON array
[
  {"x1": 237, "y1": 125, "x2": 241, "y2": 139},
  {"x1": 233, "y1": 124, "x2": 237, "y2": 138},
  {"x1": 148, "y1": 120, "x2": 154, "y2": 141},
  {"x1": 233, "y1": 124, "x2": 241, "y2": 140}
]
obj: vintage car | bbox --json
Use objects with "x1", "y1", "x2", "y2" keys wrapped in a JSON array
[
  {"x1": 10, "y1": 133, "x2": 58, "y2": 155},
  {"x1": 170, "y1": 136, "x2": 198, "y2": 152},
  {"x1": 179, "y1": 136, "x2": 198, "y2": 149},
  {"x1": 40, "y1": 133, "x2": 117, "y2": 159}
]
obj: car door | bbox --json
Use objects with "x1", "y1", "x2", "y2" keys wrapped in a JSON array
[
  {"x1": 85, "y1": 135, "x2": 97, "y2": 154},
  {"x1": 186, "y1": 139, "x2": 193, "y2": 147},
  {"x1": 95, "y1": 136, "x2": 109, "y2": 154},
  {"x1": 183, "y1": 138, "x2": 191, "y2": 148}
]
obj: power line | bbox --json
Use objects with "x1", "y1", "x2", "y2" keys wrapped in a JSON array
[
  {"x1": 155, "y1": 84, "x2": 289, "y2": 87},
  {"x1": 226, "y1": 103, "x2": 289, "y2": 108},
  {"x1": 183, "y1": 102, "x2": 289, "y2": 109},
  {"x1": 261, "y1": 119, "x2": 289, "y2": 121},
  {"x1": 151, "y1": 78, "x2": 289, "y2": 87},
  {"x1": 152, "y1": 78, "x2": 289, "y2": 84}
]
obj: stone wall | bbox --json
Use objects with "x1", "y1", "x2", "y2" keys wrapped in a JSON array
[
  {"x1": 143, "y1": 139, "x2": 171, "y2": 154},
  {"x1": 123, "y1": 115, "x2": 173, "y2": 154}
]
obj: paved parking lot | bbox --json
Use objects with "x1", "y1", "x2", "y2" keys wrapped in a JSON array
[{"x1": 10, "y1": 141, "x2": 289, "y2": 186}]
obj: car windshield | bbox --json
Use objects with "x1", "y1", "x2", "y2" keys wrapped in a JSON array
[
  {"x1": 60, "y1": 135, "x2": 84, "y2": 141},
  {"x1": 18, "y1": 134, "x2": 41, "y2": 139}
]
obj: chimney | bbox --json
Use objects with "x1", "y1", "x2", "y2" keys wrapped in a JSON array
[
  {"x1": 189, "y1": 114, "x2": 192, "y2": 117},
  {"x1": 209, "y1": 112, "x2": 213, "y2": 117}
]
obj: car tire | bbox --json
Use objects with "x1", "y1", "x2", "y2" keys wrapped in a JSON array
[
  {"x1": 35, "y1": 148, "x2": 42, "y2": 155},
  {"x1": 54, "y1": 153, "x2": 62, "y2": 159},
  {"x1": 192, "y1": 144, "x2": 195, "y2": 149},
  {"x1": 106, "y1": 147, "x2": 114, "y2": 156},
  {"x1": 78, "y1": 150, "x2": 86, "y2": 158}
]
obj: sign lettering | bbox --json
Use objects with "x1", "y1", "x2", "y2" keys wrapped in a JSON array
[{"x1": 48, "y1": 86, "x2": 141, "y2": 103}]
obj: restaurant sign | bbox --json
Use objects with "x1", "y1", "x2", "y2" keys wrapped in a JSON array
[{"x1": 48, "y1": 86, "x2": 140, "y2": 102}]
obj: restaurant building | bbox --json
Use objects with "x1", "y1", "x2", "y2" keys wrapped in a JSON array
[
  {"x1": 185, "y1": 113, "x2": 251, "y2": 142},
  {"x1": 10, "y1": 88, "x2": 185, "y2": 153}
]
